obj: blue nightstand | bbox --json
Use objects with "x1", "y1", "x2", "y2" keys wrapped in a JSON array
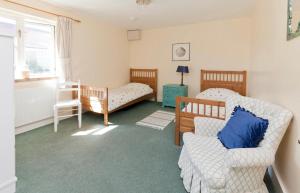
[{"x1": 162, "y1": 84, "x2": 188, "y2": 108}]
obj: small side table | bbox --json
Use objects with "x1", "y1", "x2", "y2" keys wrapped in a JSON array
[{"x1": 162, "y1": 84, "x2": 188, "y2": 108}]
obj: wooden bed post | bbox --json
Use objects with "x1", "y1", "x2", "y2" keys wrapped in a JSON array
[
  {"x1": 154, "y1": 69, "x2": 158, "y2": 102},
  {"x1": 103, "y1": 87, "x2": 109, "y2": 126},
  {"x1": 200, "y1": 69, "x2": 205, "y2": 92},
  {"x1": 242, "y1": 70, "x2": 247, "y2": 96},
  {"x1": 104, "y1": 112, "x2": 108, "y2": 126},
  {"x1": 129, "y1": 68, "x2": 133, "y2": 82},
  {"x1": 175, "y1": 96, "x2": 181, "y2": 145}
]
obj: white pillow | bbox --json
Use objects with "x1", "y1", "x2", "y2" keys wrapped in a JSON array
[
  {"x1": 125, "y1": 83, "x2": 153, "y2": 93},
  {"x1": 126, "y1": 82, "x2": 150, "y2": 88},
  {"x1": 196, "y1": 88, "x2": 239, "y2": 101}
]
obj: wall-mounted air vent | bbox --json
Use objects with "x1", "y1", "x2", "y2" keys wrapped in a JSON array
[{"x1": 127, "y1": 29, "x2": 141, "y2": 41}]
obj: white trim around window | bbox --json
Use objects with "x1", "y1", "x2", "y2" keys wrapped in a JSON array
[{"x1": 0, "y1": 8, "x2": 57, "y2": 81}]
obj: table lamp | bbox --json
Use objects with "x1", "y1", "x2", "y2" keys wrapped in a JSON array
[{"x1": 176, "y1": 65, "x2": 189, "y2": 86}]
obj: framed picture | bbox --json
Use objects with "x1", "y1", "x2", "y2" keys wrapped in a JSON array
[{"x1": 172, "y1": 43, "x2": 190, "y2": 61}]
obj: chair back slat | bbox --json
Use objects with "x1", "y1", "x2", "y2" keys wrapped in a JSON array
[{"x1": 56, "y1": 80, "x2": 81, "y2": 102}]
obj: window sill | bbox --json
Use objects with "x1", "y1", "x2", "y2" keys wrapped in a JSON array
[{"x1": 15, "y1": 76, "x2": 57, "y2": 83}]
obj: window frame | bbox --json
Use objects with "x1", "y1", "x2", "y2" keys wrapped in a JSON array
[{"x1": 0, "y1": 10, "x2": 57, "y2": 82}]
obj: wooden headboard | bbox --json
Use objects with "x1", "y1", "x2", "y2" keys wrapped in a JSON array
[
  {"x1": 130, "y1": 68, "x2": 158, "y2": 101},
  {"x1": 200, "y1": 70, "x2": 247, "y2": 96}
]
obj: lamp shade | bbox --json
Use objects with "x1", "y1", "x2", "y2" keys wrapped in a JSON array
[{"x1": 176, "y1": 66, "x2": 189, "y2": 73}]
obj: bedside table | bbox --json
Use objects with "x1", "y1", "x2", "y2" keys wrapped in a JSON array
[{"x1": 162, "y1": 84, "x2": 188, "y2": 108}]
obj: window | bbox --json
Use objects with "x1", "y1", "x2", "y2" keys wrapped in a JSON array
[
  {"x1": 0, "y1": 13, "x2": 56, "y2": 80},
  {"x1": 23, "y1": 22, "x2": 55, "y2": 77},
  {"x1": 0, "y1": 16, "x2": 16, "y2": 34}
]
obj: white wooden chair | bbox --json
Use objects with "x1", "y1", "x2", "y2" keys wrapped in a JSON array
[{"x1": 53, "y1": 81, "x2": 82, "y2": 132}]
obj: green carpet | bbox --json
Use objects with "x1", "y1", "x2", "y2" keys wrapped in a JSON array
[{"x1": 16, "y1": 101, "x2": 187, "y2": 193}]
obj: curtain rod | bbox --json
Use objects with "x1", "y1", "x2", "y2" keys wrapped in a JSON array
[{"x1": 3, "y1": 0, "x2": 81, "y2": 23}]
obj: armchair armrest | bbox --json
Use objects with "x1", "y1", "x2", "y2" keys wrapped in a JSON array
[
  {"x1": 194, "y1": 117, "x2": 225, "y2": 137},
  {"x1": 225, "y1": 147, "x2": 275, "y2": 168}
]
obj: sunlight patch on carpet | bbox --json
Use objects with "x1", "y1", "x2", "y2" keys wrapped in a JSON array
[
  {"x1": 72, "y1": 125, "x2": 119, "y2": 136},
  {"x1": 92, "y1": 125, "x2": 118, "y2": 135}
]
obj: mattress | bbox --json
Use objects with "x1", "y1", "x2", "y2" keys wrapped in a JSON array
[
  {"x1": 183, "y1": 88, "x2": 239, "y2": 119},
  {"x1": 108, "y1": 83, "x2": 153, "y2": 111}
]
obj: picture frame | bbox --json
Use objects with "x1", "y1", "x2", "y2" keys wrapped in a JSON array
[
  {"x1": 172, "y1": 43, "x2": 190, "y2": 61},
  {"x1": 287, "y1": 0, "x2": 300, "y2": 40}
]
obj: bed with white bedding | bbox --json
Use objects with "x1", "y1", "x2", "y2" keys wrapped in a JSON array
[
  {"x1": 175, "y1": 70, "x2": 247, "y2": 145},
  {"x1": 108, "y1": 83, "x2": 153, "y2": 111},
  {"x1": 79, "y1": 68, "x2": 157, "y2": 126}
]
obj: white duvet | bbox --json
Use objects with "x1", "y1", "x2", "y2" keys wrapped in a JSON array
[
  {"x1": 108, "y1": 83, "x2": 153, "y2": 111},
  {"x1": 183, "y1": 88, "x2": 239, "y2": 119}
]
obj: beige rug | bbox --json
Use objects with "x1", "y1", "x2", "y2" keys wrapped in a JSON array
[{"x1": 136, "y1": 110, "x2": 175, "y2": 130}]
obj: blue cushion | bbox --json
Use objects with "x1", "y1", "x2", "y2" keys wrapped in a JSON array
[{"x1": 217, "y1": 106, "x2": 269, "y2": 149}]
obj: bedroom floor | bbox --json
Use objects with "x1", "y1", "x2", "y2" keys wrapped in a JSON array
[
  {"x1": 16, "y1": 101, "x2": 186, "y2": 193},
  {"x1": 16, "y1": 101, "x2": 276, "y2": 193}
]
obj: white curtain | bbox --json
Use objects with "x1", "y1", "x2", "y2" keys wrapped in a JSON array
[{"x1": 56, "y1": 16, "x2": 73, "y2": 81}]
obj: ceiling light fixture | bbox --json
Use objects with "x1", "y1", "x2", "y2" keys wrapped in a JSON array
[{"x1": 136, "y1": 0, "x2": 152, "y2": 6}]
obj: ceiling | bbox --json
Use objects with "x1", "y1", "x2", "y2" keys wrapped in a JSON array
[{"x1": 42, "y1": 0, "x2": 255, "y2": 29}]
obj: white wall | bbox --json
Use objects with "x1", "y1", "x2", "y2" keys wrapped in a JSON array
[
  {"x1": 250, "y1": 0, "x2": 300, "y2": 192},
  {"x1": 0, "y1": 35, "x2": 16, "y2": 193},
  {"x1": 129, "y1": 18, "x2": 252, "y2": 101},
  {"x1": 72, "y1": 15, "x2": 129, "y2": 88}
]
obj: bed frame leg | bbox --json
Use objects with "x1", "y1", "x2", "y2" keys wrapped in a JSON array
[
  {"x1": 103, "y1": 88, "x2": 109, "y2": 126},
  {"x1": 175, "y1": 96, "x2": 181, "y2": 146},
  {"x1": 175, "y1": 128, "x2": 180, "y2": 146},
  {"x1": 104, "y1": 113, "x2": 108, "y2": 126}
]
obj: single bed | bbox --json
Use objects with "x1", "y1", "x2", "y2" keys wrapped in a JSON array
[
  {"x1": 79, "y1": 68, "x2": 157, "y2": 126},
  {"x1": 175, "y1": 70, "x2": 247, "y2": 145}
]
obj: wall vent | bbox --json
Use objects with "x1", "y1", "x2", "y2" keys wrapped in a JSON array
[{"x1": 127, "y1": 29, "x2": 141, "y2": 41}]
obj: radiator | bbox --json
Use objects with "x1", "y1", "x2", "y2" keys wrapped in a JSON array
[{"x1": 15, "y1": 83, "x2": 56, "y2": 127}]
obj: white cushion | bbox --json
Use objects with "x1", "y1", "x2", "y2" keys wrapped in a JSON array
[
  {"x1": 183, "y1": 133, "x2": 227, "y2": 189},
  {"x1": 196, "y1": 88, "x2": 239, "y2": 101},
  {"x1": 194, "y1": 117, "x2": 225, "y2": 137}
]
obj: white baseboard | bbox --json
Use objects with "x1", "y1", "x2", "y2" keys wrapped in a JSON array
[
  {"x1": 15, "y1": 117, "x2": 54, "y2": 135},
  {"x1": 0, "y1": 177, "x2": 17, "y2": 193},
  {"x1": 272, "y1": 164, "x2": 289, "y2": 193},
  {"x1": 15, "y1": 115, "x2": 77, "y2": 135}
]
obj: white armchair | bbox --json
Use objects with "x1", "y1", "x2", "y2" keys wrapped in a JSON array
[
  {"x1": 178, "y1": 95, "x2": 293, "y2": 193},
  {"x1": 194, "y1": 117, "x2": 225, "y2": 137}
]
